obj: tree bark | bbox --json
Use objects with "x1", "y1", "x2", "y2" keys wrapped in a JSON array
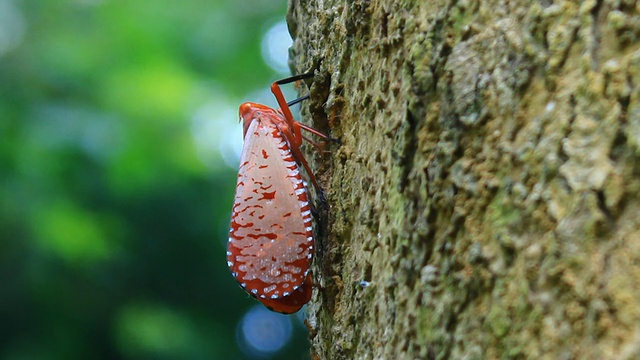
[{"x1": 287, "y1": 0, "x2": 640, "y2": 358}]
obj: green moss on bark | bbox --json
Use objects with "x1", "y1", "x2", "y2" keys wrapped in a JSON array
[{"x1": 288, "y1": 0, "x2": 640, "y2": 358}]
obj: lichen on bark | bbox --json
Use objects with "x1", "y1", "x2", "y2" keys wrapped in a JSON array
[{"x1": 287, "y1": 0, "x2": 640, "y2": 358}]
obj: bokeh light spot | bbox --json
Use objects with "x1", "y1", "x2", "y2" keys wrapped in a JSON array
[
  {"x1": 237, "y1": 305, "x2": 293, "y2": 357},
  {"x1": 0, "y1": 0, "x2": 25, "y2": 57},
  {"x1": 33, "y1": 200, "x2": 116, "y2": 265},
  {"x1": 191, "y1": 94, "x2": 243, "y2": 169},
  {"x1": 261, "y1": 21, "x2": 292, "y2": 74},
  {"x1": 115, "y1": 303, "x2": 199, "y2": 357}
]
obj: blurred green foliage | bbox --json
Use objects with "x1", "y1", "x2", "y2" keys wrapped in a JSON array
[{"x1": 0, "y1": 0, "x2": 310, "y2": 359}]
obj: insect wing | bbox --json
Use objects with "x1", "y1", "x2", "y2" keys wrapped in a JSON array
[
  {"x1": 257, "y1": 273, "x2": 313, "y2": 314},
  {"x1": 227, "y1": 114, "x2": 314, "y2": 301}
]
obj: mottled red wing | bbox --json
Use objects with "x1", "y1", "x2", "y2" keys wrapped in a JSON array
[
  {"x1": 257, "y1": 273, "x2": 313, "y2": 314},
  {"x1": 227, "y1": 112, "x2": 314, "y2": 301}
]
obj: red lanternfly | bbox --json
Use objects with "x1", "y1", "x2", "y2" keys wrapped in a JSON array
[{"x1": 226, "y1": 72, "x2": 331, "y2": 314}]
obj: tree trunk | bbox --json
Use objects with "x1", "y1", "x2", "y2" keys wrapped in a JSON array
[{"x1": 287, "y1": 0, "x2": 640, "y2": 358}]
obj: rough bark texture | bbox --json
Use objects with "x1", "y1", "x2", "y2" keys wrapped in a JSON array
[{"x1": 287, "y1": 0, "x2": 640, "y2": 359}]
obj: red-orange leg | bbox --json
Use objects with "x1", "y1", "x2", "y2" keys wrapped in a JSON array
[{"x1": 269, "y1": 72, "x2": 334, "y2": 198}]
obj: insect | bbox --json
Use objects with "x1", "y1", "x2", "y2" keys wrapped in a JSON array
[{"x1": 226, "y1": 72, "x2": 331, "y2": 314}]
